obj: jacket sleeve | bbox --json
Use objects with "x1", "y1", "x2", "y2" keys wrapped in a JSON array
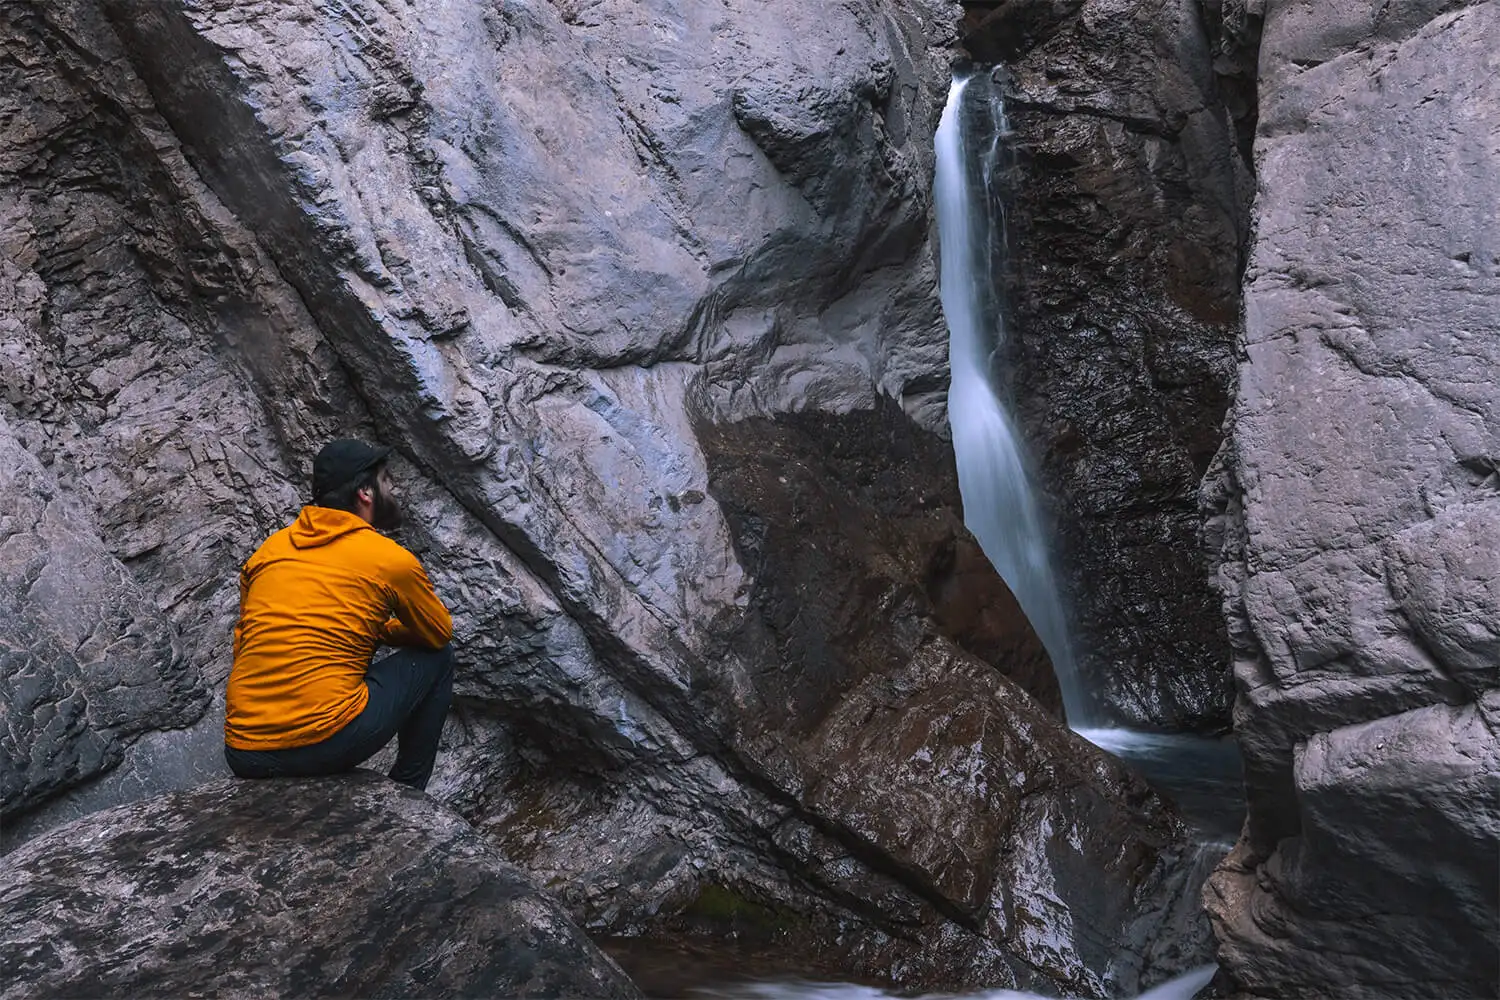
[{"x1": 380, "y1": 553, "x2": 453, "y2": 649}]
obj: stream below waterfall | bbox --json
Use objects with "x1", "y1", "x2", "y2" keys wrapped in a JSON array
[
  {"x1": 1078, "y1": 729, "x2": 1244, "y2": 845},
  {"x1": 604, "y1": 937, "x2": 1219, "y2": 1000}
]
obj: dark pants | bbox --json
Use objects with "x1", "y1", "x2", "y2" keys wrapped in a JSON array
[{"x1": 224, "y1": 644, "x2": 454, "y2": 791}]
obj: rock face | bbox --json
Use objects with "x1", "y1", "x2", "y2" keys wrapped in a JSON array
[
  {"x1": 0, "y1": 0, "x2": 1215, "y2": 995},
  {"x1": 1205, "y1": 2, "x2": 1500, "y2": 996},
  {"x1": 0, "y1": 774, "x2": 641, "y2": 999},
  {"x1": 962, "y1": 0, "x2": 1253, "y2": 729},
  {"x1": 0, "y1": 416, "x2": 205, "y2": 820},
  {"x1": 444, "y1": 403, "x2": 1213, "y2": 996}
]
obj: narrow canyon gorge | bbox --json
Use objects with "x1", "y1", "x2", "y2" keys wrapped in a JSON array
[{"x1": 1, "y1": 1, "x2": 1494, "y2": 998}]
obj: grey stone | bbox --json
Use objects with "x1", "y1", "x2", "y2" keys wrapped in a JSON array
[
  {"x1": 0, "y1": 773, "x2": 642, "y2": 999},
  {"x1": 0, "y1": 416, "x2": 205, "y2": 820},
  {"x1": 1206, "y1": 2, "x2": 1500, "y2": 996}
]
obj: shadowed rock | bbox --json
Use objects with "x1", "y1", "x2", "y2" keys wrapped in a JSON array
[
  {"x1": 960, "y1": 0, "x2": 1254, "y2": 730},
  {"x1": 0, "y1": 774, "x2": 642, "y2": 1000}
]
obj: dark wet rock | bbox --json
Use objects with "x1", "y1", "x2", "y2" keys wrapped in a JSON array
[
  {"x1": 1205, "y1": 3, "x2": 1500, "y2": 997},
  {"x1": 701, "y1": 399, "x2": 1062, "y2": 720},
  {"x1": 0, "y1": 773, "x2": 641, "y2": 1000},
  {"x1": 960, "y1": 0, "x2": 1254, "y2": 731}
]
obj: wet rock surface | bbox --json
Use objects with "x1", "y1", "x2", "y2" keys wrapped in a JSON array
[
  {"x1": 961, "y1": 0, "x2": 1253, "y2": 730},
  {"x1": 456, "y1": 405, "x2": 1213, "y2": 996},
  {"x1": 0, "y1": 774, "x2": 641, "y2": 999},
  {"x1": 1205, "y1": 2, "x2": 1500, "y2": 996}
]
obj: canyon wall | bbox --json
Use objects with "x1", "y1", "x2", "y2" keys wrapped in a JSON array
[{"x1": 1205, "y1": 2, "x2": 1499, "y2": 996}]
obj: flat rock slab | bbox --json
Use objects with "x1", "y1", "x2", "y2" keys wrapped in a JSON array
[{"x1": 0, "y1": 773, "x2": 641, "y2": 999}]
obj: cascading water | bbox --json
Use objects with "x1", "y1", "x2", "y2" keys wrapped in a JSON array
[
  {"x1": 694, "y1": 964, "x2": 1219, "y2": 1000},
  {"x1": 934, "y1": 72, "x2": 1245, "y2": 848},
  {"x1": 934, "y1": 75, "x2": 1092, "y2": 726}
]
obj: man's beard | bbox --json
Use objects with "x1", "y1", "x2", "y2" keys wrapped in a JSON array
[{"x1": 371, "y1": 483, "x2": 405, "y2": 531}]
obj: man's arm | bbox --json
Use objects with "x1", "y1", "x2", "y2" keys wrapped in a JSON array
[{"x1": 380, "y1": 555, "x2": 453, "y2": 649}]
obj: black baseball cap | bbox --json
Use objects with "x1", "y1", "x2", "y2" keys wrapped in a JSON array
[{"x1": 312, "y1": 439, "x2": 391, "y2": 502}]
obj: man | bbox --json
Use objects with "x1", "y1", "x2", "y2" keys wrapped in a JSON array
[{"x1": 224, "y1": 439, "x2": 454, "y2": 791}]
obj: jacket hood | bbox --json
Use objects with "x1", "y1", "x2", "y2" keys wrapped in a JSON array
[{"x1": 289, "y1": 506, "x2": 373, "y2": 549}]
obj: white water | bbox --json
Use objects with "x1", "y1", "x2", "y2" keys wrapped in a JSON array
[
  {"x1": 934, "y1": 76, "x2": 1090, "y2": 725},
  {"x1": 692, "y1": 964, "x2": 1218, "y2": 1000}
]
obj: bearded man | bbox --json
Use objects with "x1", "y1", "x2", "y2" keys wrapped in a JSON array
[{"x1": 223, "y1": 439, "x2": 454, "y2": 791}]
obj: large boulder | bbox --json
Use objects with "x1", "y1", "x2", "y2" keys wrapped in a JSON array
[
  {"x1": 1205, "y1": 1, "x2": 1500, "y2": 996},
  {"x1": 0, "y1": 774, "x2": 641, "y2": 999},
  {"x1": 961, "y1": 0, "x2": 1253, "y2": 730}
]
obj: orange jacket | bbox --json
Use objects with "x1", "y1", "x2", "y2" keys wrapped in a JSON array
[{"x1": 225, "y1": 506, "x2": 452, "y2": 750}]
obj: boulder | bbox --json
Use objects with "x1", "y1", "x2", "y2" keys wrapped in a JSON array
[
  {"x1": 0, "y1": 774, "x2": 641, "y2": 999},
  {"x1": 1205, "y1": 2, "x2": 1500, "y2": 996}
]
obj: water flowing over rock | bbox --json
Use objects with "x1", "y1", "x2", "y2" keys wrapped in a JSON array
[
  {"x1": 1, "y1": 0, "x2": 1216, "y2": 994},
  {"x1": 962, "y1": 1, "x2": 1253, "y2": 730},
  {"x1": 1204, "y1": 2, "x2": 1500, "y2": 996},
  {"x1": 935, "y1": 75, "x2": 1085, "y2": 724},
  {"x1": 0, "y1": 774, "x2": 642, "y2": 999}
]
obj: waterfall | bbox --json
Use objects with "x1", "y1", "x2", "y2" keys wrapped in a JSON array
[{"x1": 933, "y1": 75, "x2": 1092, "y2": 726}]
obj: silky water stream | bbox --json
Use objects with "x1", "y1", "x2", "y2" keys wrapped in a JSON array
[{"x1": 931, "y1": 70, "x2": 1246, "y2": 849}]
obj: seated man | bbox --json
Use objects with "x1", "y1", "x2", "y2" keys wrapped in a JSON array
[{"x1": 224, "y1": 439, "x2": 454, "y2": 791}]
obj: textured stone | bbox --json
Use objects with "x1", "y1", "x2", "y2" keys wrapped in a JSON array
[
  {"x1": 465, "y1": 405, "x2": 1213, "y2": 996},
  {"x1": 0, "y1": 774, "x2": 641, "y2": 999},
  {"x1": 961, "y1": 0, "x2": 1253, "y2": 730},
  {"x1": 0, "y1": 415, "x2": 204, "y2": 820},
  {"x1": 1205, "y1": 2, "x2": 1500, "y2": 996}
]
